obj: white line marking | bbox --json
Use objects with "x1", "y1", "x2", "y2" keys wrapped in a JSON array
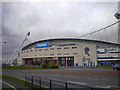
[
  {"x1": 96, "y1": 85, "x2": 111, "y2": 88},
  {"x1": 67, "y1": 81, "x2": 87, "y2": 85},
  {"x1": 100, "y1": 79, "x2": 109, "y2": 81},
  {"x1": 52, "y1": 79, "x2": 61, "y2": 81},
  {"x1": 48, "y1": 78, "x2": 61, "y2": 81},
  {"x1": 50, "y1": 75, "x2": 81, "y2": 79},
  {"x1": 49, "y1": 75, "x2": 61, "y2": 77},
  {"x1": 88, "y1": 78, "x2": 109, "y2": 81},
  {"x1": 0, "y1": 80, "x2": 16, "y2": 90},
  {"x1": 65, "y1": 76, "x2": 80, "y2": 78},
  {"x1": 110, "y1": 86, "x2": 119, "y2": 88},
  {"x1": 88, "y1": 78, "x2": 98, "y2": 80}
]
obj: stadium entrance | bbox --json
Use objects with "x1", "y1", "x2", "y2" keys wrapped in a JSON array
[{"x1": 58, "y1": 57, "x2": 74, "y2": 66}]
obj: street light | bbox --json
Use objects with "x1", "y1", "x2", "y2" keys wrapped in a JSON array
[{"x1": 0, "y1": 41, "x2": 7, "y2": 65}]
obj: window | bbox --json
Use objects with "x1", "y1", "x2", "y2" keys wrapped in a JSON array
[
  {"x1": 50, "y1": 54, "x2": 54, "y2": 56},
  {"x1": 30, "y1": 50, "x2": 33, "y2": 52},
  {"x1": 69, "y1": 43, "x2": 76, "y2": 46},
  {"x1": 74, "y1": 53, "x2": 77, "y2": 55},
  {"x1": 44, "y1": 49, "x2": 48, "y2": 50},
  {"x1": 57, "y1": 53, "x2": 61, "y2": 55},
  {"x1": 72, "y1": 47, "x2": 77, "y2": 49},
  {"x1": 59, "y1": 43, "x2": 76, "y2": 46},
  {"x1": 39, "y1": 49, "x2": 42, "y2": 51},
  {"x1": 50, "y1": 48, "x2": 54, "y2": 50},
  {"x1": 64, "y1": 47, "x2": 69, "y2": 49},
  {"x1": 64, "y1": 53, "x2": 69, "y2": 55},
  {"x1": 57, "y1": 48, "x2": 61, "y2": 49},
  {"x1": 27, "y1": 51, "x2": 29, "y2": 52}
]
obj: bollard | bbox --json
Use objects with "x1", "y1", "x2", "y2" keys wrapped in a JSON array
[
  {"x1": 50, "y1": 80, "x2": 52, "y2": 90},
  {"x1": 91, "y1": 88, "x2": 93, "y2": 90},
  {"x1": 31, "y1": 76, "x2": 33, "y2": 86},
  {"x1": 25, "y1": 75, "x2": 26, "y2": 85},
  {"x1": 39, "y1": 78, "x2": 41, "y2": 89},
  {"x1": 65, "y1": 83, "x2": 67, "y2": 90}
]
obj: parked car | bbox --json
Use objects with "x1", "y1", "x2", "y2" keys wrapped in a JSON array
[{"x1": 113, "y1": 64, "x2": 120, "y2": 71}]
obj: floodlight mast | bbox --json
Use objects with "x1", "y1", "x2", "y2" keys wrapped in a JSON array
[
  {"x1": 114, "y1": 12, "x2": 120, "y2": 19},
  {"x1": 114, "y1": 12, "x2": 120, "y2": 44},
  {"x1": 7, "y1": 32, "x2": 31, "y2": 65}
]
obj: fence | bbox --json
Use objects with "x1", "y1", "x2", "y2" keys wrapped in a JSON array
[{"x1": 24, "y1": 75, "x2": 115, "y2": 90}]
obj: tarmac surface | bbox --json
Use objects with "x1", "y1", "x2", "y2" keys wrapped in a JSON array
[{"x1": 2, "y1": 68, "x2": 120, "y2": 89}]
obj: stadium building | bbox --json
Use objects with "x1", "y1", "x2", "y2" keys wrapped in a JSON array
[{"x1": 18, "y1": 38, "x2": 120, "y2": 67}]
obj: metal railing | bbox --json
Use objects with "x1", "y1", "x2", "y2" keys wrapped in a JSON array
[{"x1": 24, "y1": 75, "x2": 116, "y2": 90}]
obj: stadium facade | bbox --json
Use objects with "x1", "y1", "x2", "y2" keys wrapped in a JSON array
[{"x1": 18, "y1": 38, "x2": 120, "y2": 67}]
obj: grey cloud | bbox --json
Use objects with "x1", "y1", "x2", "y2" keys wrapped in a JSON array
[{"x1": 2, "y1": 2, "x2": 118, "y2": 62}]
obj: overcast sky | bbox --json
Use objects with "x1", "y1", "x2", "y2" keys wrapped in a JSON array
[{"x1": 1, "y1": 1, "x2": 119, "y2": 63}]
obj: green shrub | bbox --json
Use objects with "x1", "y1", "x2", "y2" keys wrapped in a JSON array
[
  {"x1": 42, "y1": 64, "x2": 48, "y2": 68},
  {"x1": 2, "y1": 65, "x2": 42, "y2": 70},
  {"x1": 42, "y1": 62, "x2": 58, "y2": 68}
]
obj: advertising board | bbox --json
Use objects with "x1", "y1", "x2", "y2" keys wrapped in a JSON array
[{"x1": 36, "y1": 42, "x2": 48, "y2": 48}]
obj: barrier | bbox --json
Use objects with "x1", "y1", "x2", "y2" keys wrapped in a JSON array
[{"x1": 24, "y1": 75, "x2": 116, "y2": 90}]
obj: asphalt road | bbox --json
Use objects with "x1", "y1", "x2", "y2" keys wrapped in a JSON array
[{"x1": 2, "y1": 69, "x2": 120, "y2": 89}]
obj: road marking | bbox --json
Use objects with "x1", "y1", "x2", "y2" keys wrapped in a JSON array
[
  {"x1": 40, "y1": 74, "x2": 110, "y2": 81},
  {"x1": 88, "y1": 78, "x2": 98, "y2": 80},
  {"x1": 110, "y1": 86, "x2": 120, "y2": 88},
  {"x1": 67, "y1": 81, "x2": 87, "y2": 85},
  {"x1": 96, "y1": 85, "x2": 111, "y2": 88},
  {"x1": 49, "y1": 75, "x2": 61, "y2": 77},
  {"x1": 88, "y1": 78, "x2": 109, "y2": 81},
  {"x1": 49, "y1": 75, "x2": 81, "y2": 79},
  {"x1": 100, "y1": 79, "x2": 109, "y2": 81},
  {"x1": 48, "y1": 78, "x2": 61, "y2": 82},
  {"x1": 0, "y1": 80, "x2": 16, "y2": 90},
  {"x1": 65, "y1": 76, "x2": 80, "y2": 78},
  {"x1": 41, "y1": 74, "x2": 110, "y2": 81},
  {"x1": 39, "y1": 74, "x2": 110, "y2": 81}
]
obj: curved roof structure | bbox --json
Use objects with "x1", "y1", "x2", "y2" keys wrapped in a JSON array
[{"x1": 22, "y1": 37, "x2": 120, "y2": 50}]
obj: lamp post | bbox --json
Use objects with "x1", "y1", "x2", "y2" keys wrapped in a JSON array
[{"x1": 0, "y1": 41, "x2": 7, "y2": 65}]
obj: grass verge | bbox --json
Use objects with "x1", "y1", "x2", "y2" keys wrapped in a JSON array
[
  {"x1": 2, "y1": 75, "x2": 49, "y2": 89},
  {"x1": 65, "y1": 65, "x2": 113, "y2": 69},
  {"x1": 2, "y1": 65, "x2": 59, "y2": 70}
]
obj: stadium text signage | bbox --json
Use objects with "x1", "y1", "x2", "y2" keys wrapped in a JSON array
[
  {"x1": 36, "y1": 42, "x2": 48, "y2": 48},
  {"x1": 104, "y1": 48, "x2": 116, "y2": 52}
]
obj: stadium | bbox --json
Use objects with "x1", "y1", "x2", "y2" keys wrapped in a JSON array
[{"x1": 17, "y1": 38, "x2": 120, "y2": 67}]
